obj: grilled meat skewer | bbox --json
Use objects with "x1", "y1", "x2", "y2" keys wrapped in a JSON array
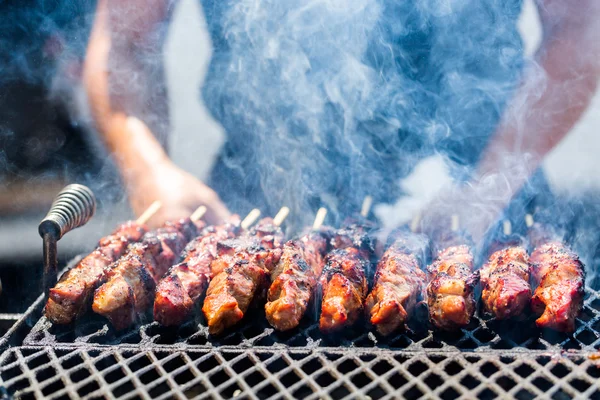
[
  {"x1": 153, "y1": 216, "x2": 241, "y2": 326},
  {"x1": 526, "y1": 216, "x2": 585, "y2": 332},
  {"x1": 365, "y1": 231, "x2": 428, "y2": 335},
  {"x1": 530, "y1": 242, "x2": 585, "y2": 332},
  {"x1": 265, "y1": 228, "x2": 332, "y2": 331},
  {"x1": 202, "y1": 217, "x2": 285, "y2": 335},
  {"x1": 426, "y1": 244, "x2": 478, "y2": 331},
  {"x1": 318, "y1": 222, "x2": 373, "y2": 333},
  {"x1": 480, "y1": 246, "x2": 531, "y2": 319},
  {"x1": 92, "y1": 218, "x2": 200, "y2": 330},
  {"x1": 44, "y1": 221, "x2": 147, "y2": 324},
  {"x1": 319, "y1": 247, "x2": 369, "y2": 332}
]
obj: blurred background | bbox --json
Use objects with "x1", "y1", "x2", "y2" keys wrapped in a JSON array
[{"x1": 0, "y1": 0, "x2": 598, "y2": 315}]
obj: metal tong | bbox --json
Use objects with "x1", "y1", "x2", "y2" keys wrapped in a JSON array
[{"x1": 38, "y1": 184, "x2": 96, "y2": 295}]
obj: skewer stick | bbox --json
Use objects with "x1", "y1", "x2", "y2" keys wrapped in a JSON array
[
  {"x1": 241, "y1": 209, "x2": 261, "y2": 230},
  {"x1": 312, "y1": 208, "x2": 328, "y2": 230},
  {"x1": 503, "y1": 220, "x2": 512, "y2": 236},
  {"x1": 136, "y1": 201, "x2": 162, "y2": 225},
  {"x1": 360, "y1": 196, "x2": 373, "y2": 218},
  {"x1": 525, "y1": 214, "x2": 534, "y2": 228},
  {"x1": 273, "y1": 206, "x2": 290, "y2": 227},
  {"x1": 410, "y1": 212, "x2": 421, "y2": 233},
  {"x1": 450, "y1": 214, "x2": 460, "y2": 232},
  {"x1": 190, "y1": 206, "x2": 207, "y2": 222}
]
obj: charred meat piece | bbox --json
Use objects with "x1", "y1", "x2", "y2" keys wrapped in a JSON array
[
  {"x1": 153, "y1": 216, "x2": 241, "y2": 326},
  {"x1": 530, "y1": 242, "x2": 585, "y2": 332},
  {"x1": 210, "y1": 217, "x2": 284, "y2": 276},
  {"x1": 92, "y1": 218, "x2": 198, "y2": 330},
  {"x1": 44, "y1": 221, "x2": 147, "y2": 324},
  {"x1": 426, "y1": 245, "x2": 478, "y2": 331},
  {"x1": 480, "y1": 246, "x2": 531, "y2": 319},
  {"x1": 331, "y1": 223, "x2": 373, "y2": 252},
  {"x1": 265, "y1": 230, "x2": 331, "y2": 331},
  {"x1": 202, "y1": 218, "x2": 284, "y2": 335},
  {"x1": 202, "y1": 259, "x2": 269, "y2": 336},
  {"x1": 365, "y1": 233, "x2": 427, "y2": 335},
  {"x1": 319, "y1": 247, "x2": 369, "y2": 333}
]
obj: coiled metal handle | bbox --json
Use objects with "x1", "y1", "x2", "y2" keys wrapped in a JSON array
[
  {"x1": 38, "y1": 184, "x2": 96, "y2": 293},
  {"x1": 38, "y1": 184, "x2": 96, "y2": 240}
]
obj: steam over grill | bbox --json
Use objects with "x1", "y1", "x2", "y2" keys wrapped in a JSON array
[{"x1": 0, "y1": 254, "x2": 599, "y2": 399}]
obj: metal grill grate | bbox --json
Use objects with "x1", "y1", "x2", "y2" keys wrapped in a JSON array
[
  {"x1": 1, "y1": 256, "x2": 600, "y2": 399},
  {"x1": 18, "y1": 287, "x2": 600, "y2": 353},
  {"x1": 2, "y1": 346, "x2": 600, "y2": 399}
]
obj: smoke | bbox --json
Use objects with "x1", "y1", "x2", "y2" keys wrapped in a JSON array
[{"x1": 201, "y1": 0, "x2": 525, "y2": 230}]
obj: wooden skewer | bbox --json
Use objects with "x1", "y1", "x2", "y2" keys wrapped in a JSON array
[
  {"x1": 312, "y1": 208, "x2": 328, "y2": 230},
  {"x1": 273, "y1": 206, "x2": 290, "y2": 227},
  {"x1": 503, "y1": 220, "x2": 512, "y2": 236},
  {"x1": 136, "y1": 201, "x2": 162, "y2": 225},
  {"x1": 241, "y1": 209, "x2": 261, "y2": 230},
  {"x1": 410, "y1": 212, "x2": 421, "y2": 233},
  {"x1": 450, "y1": 214, "x2": 460, "y2": 232},
  {"x1": 525, "y1": 214, "x2": 534, "y2": 228},
  {"x1": 360, "y1": 196, "x2": 373, "y2": 218},
  {"x1": 190, "y1": 206, "x2": 207, "y2": 222}
]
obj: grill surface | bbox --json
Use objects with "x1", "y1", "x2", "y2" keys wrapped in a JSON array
[{"x1": 1, "y1": 257, "x2": 600, "y2": 399}]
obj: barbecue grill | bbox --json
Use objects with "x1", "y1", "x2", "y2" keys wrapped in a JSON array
[{"x1": 1, "y1": 187, "x2": 600, "y2": 399}]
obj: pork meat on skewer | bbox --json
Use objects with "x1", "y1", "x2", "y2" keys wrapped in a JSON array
[
  {"x1": 526, "y1": 217, "x2": 585, "y2": 332},
  {"x1": 319, "y1": 247, "x2": 369, "y2": 333},
  {"x1": 365, "y1": 231, "x2": 428, "y2": 335},
  {"x1": 426, "y1": 244, "x2": 478, "y2": 331},
  {"x1": 480, "y1": 246, "x2": 531, "y2": 320},
  {"x1": 202, "y1": 217, "x2": 285, "y2": 335},
  {"x1": 530, "y1": 242, "x2": 585, "y2": 332},
  {"x1": 153, "y1": 216, "x2": 241, "y2": 326},
  {"x1": 92, "y1": 218, "x2": 200, "y2": 330},
  {"x1": 318, "y1": 223, "x2": 373, "y2": 333},
  {"x1": 44, "y1": 221, "x2": 147, "y2": 324},
  {"x1": 265, "y1": 229, "x2": 332, "y2": 331}
]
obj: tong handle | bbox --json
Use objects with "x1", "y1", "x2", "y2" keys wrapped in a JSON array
[{"x1": 38, "y1": 184, "x2": 96, "y2": 240}]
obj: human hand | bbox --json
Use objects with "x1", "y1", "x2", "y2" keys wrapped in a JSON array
[
  {"x1": 417, "y1": 175, "x2": 515, "y2": 245},
  {"x1": 128, "y1": 159, "x2": 231, "y2": 228}
]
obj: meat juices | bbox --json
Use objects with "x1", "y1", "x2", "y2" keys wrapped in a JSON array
[
  {"x1": 530, "y1": 242, "x2": 585, "y2": 332},
  {"x1": 365, "y1": 233, "x2": 427, "y2": 336},
  {"x1": 265, "y1": 230, "x2": 331, "y2": 331},
  {"x1": 426, "y1": 245, "x2": 478, "y2": 331},
  {"x1": 202, "y1": 218, "x2": 284, "y2": 335},
  {"x1": 319, "y1": 247, "x2": 369, "y2": 333},
  {"x1": 480, "y1": 246, "x2": 531, "y2": 319},
  {"x1": 153, "y1": 216, "x2": 241, "y2": 326},
  {"x1": 44, "y1": 221, "x2": 147, "y2": 325},
  {"x1": 92, "y1": 219, "x2": 199, "y2": 330}
]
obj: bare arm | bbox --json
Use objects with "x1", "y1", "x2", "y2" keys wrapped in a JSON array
[
  {"x1": 422, "y1": 0, "x2": 600, "y2": 240},
  {"x1": 83, "y1": 0, "x2": 229, "y2": 225},
  {"x1": 475, "y1": 0, "x2": 600, "y2": 203}
]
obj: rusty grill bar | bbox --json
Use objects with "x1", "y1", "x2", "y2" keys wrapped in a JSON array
[{"x1": 1, "y1": 246, "x2": 600, "y2": 398}]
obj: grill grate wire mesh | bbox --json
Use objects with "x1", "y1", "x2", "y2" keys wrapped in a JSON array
[{"x1": 1, "y1": 257, "x2": 600, "y2": 399}]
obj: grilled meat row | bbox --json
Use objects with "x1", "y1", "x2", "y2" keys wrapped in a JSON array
[
  {"x1": 44, "y1": 221, "x2": 147, "y2": 324},
  {"x1": 47, "y1": 214, "x2": 585, "y2": 335}
]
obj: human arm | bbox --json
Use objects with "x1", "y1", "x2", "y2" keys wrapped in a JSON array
[
  {"x1": 422, "y1": 0, "x2": 600, "y2": 241},
  {"x1": 83, "y1": 0, "x2": 230, "y2": 225}
]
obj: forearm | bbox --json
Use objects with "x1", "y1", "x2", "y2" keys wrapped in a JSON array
[
  {"x1": 475, "y1": 3, "x2": 600, "y2": 199},
  {"x1": 83, "y1": 0, "x2": 171, "y2": 189}
]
